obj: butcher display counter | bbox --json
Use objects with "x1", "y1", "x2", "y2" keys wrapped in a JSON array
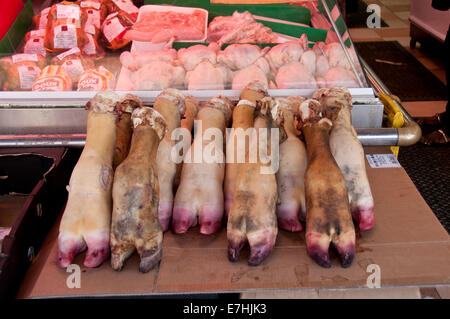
[
  {"x1": 0, "y1": 0, "x2": 419, "y2": 147},
  {"x1": 1, "y1": 0, "x2": 446, "y2": 300}
]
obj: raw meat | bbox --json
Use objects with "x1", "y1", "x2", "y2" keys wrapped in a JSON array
[
  {"x1": 297, "y1": 98, "x2": 355, "y2": 268},
  {"x1": 57, "y1": 92, "x2": 122, "y2": 268},
  {"x1": 131, "y1": 60, "x2": 185, "y2": 90},
  {"x1": 111, "y1": 104, "x2": 167, "y2": 273},
  {"x1": 120, "y1": 48, "x2": 178, "y2": 71},
  {"x1": 275, "y1": 61, "x2": 317, "y2": 89},
  {"x1": 313, "y1": 42, "x2": 330, "y2": 78},
  {"x1": 185, "y1": 60, "x2": 229, "y2": 90},
  {"x1": 177, "y1": 43, "x2": 220, "y2": 71},
  {"x1": 231, "y1": 64, "x2": 268, "y2": 90},
  {"x1": 317, "y1": 67, "x2": 359, "y2": 88},
  {"x1": 172, "y1": 95, "x2": 234, "y2": 234},
  {"x1": 313, "y1": 88, "x2": 375, "y2": 231},
  {"x1": 227, "y1": 91, "x2": 283, "y2": 266},
  {"x1": 112, "y1": 94, "x2": 142, "y2": 170},
  {"x1": 153, "y1": 89, "x2": 187, "y2": 232},
  {"x1": 274, "y1": 96, "x2": 307, "y2": 232},
  {"x1": 207, "y1": 11, "x2": 278, "y2": 45},
  {"x1": 124, "y1": 9, "x2": 206, "y2": 43},
  {"x1": 217, "y1": 44, "x2": 268, "y2": 71},
  {"x1": 224, "y1": 81, "x2": 267, "y2": 216}
]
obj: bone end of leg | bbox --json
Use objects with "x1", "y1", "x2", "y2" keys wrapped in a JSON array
[{"x1": 306, "y1": 232, "x2": 331, "y2": 268}]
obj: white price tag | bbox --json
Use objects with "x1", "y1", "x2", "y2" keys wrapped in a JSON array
[{"x1": 366, "y1": 154, "x2": 401, "y2": 168}]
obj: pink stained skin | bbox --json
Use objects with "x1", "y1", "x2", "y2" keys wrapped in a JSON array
[
  {"x1": 199, "y1": 205, "x2": 224, "y2": 235},
  {"x1": 247, "y1": 229, "x2": 277, "y2": 266},
  {"x1": 172, "y1": 100, "x2": 231, "y2": 235},
  {"x1": 276, "y1": 202, "x2": 303, "y2": 232},
  {"x1": 158, "y1": 201, "x2": 173, "y2": 233},
  {"x1": 83, "y1": 231, "x2": 111, "y2": 268},
  {"x1": 353, "y1": 206, "x2": 375, "y2": 231},
  {"x1": 228, "y1": 228, "x2": 277, "y2": 266},
  {"x1": 306, "y1": 232, "x2": 331, "y2": 268},
  {"x1": 172, "y1": 206, "x2": 198, "y2": 234},
  {"x1": 57, "y1": 235, "x2": 86, "y2": 268},
  {"x1": 57, "y1": 230, "x2": 110, "y2": 268}
]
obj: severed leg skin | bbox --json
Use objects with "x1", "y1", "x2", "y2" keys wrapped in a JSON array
[
  {"x1": 112, "y1": 94, "x2": 143, "y2": 170},
  {"x1": 172, "y1": 96, "x2": 234, "y2": 235},
  {"x1": 174, "y1": 96, "x2": 199, "y2": 190},
  {"x1": 57, "y1": 92, "x2": 121, "y2": 268},
  {"x1": 227, "y1": 97, "x2": 282, "y2": 266},
  {"x1": 153, "y1": 89, "x2": 187, "y2": 232},
  {"x1": 313, "y1": 88, "x2": 375, "y2": 231},
  {"x1": 110, "y1": 106, "x2": 167, "y2": 273},
  {"x1": 274, "y1": 96, "x2": 308, "y2": 232},
  {"x1": 224, "y1": 81, "x2": 268, "y2": 216},
  {"x1": 297, "y1": 98, "x2": 356, "y2": 268}
]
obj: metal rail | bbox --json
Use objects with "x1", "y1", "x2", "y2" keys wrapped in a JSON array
[{"x1": 359, "y1": 58, "x2": 422, "y2": 146}]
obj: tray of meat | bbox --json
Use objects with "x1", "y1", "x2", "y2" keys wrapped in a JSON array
[{"x1": 124, "y1": 5, "x2": 208, "y2": 44}]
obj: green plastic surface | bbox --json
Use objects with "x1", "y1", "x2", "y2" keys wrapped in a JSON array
[
  {"x1": 144, "y1": 0, "x2": 312, "y2": 24},
  {"x1": 0, "y1": 0, "x2": 33, "y2": 54}
]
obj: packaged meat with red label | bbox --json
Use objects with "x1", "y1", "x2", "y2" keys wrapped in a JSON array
[
  {"x1": 77, "y1": 66, "x2": 116, "y2": 91},
  {"x1": 0, "y1": 53, "x2": 46, "y2": 91},
  {"x1": 51, "y1": 47, "x2": 95, "y2": 87},
  {"x1": 82, "y1": 32, "x2": 106, "y2": 60},
  {"x1": 23, "y1": 29, "x2": 47, "y2": 56},
  {"x1": 105, "y1": 0, "x2": 139, "y2": 22},
  {"x1": 32, "y1": 7, "x2": 50, "y2": 30},
  {"x1": 101, "y1": 12, "x2": 133, "y2": 50},
  {"x1": 78, "y1": 0, "x2": 107, "y2": 36},
  {"x1": 32, "y1": 65, "x2": 72, "y2": 91},
  {"x1": 45, "y1": 1, "x2": 88, "y2": 53}
]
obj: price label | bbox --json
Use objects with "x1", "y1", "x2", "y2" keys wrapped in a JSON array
[{"x1": 366, "y1": 154, "x2": 401, "y2": 168}]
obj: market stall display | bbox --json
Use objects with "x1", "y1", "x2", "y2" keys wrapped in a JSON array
[{"x1": 1, "y1": 0, "x2": 439, "y2": 299}]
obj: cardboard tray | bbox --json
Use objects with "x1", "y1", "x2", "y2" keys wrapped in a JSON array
[
  {"x1": 16, "y1": 147, "x2": 450, "y2": 298},
  {"x1": 0, "y1": 148, "x2": 80, "y2": 299}
]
